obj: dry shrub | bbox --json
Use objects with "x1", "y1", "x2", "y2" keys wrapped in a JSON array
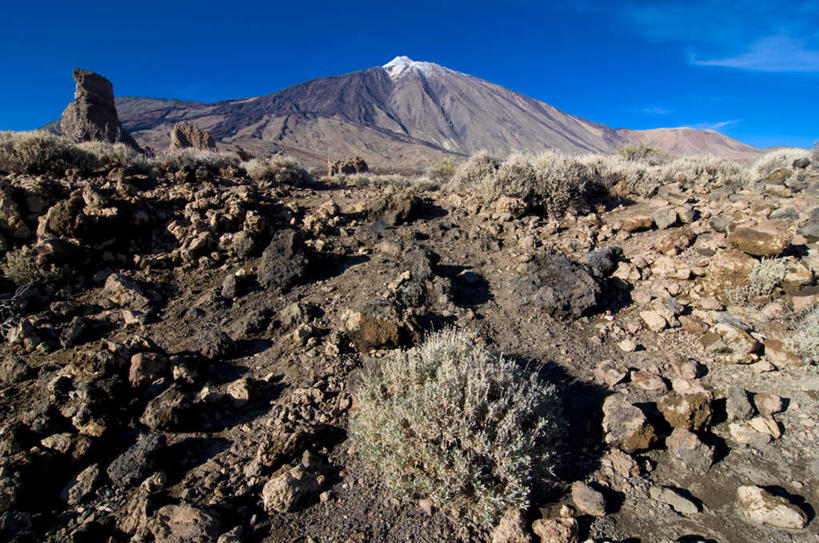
[
  {"x1": 162, "y1": 148, "x2": 240, "y2": 172},
  {"x1": 429, "y1": 156, "x2": 457, "y2": 183},
  {"x1": 788, "y1": 305, "x2": 819, "y2": 366},
  {"x1": 1, "y1": 246, "x2": 68, "y2": 286},
  {"x1": 580, "y1": 154, "x2": 660, "y2": 198},
  {"x1": 450, "y1": 150, "x2": 500, "y2": 190},
  {"x1": 75, "y1": 141, "x2": 149, "y2": 171},
  {"x1": 350, "y1": 328, "x2": 562, "y2": 526},
  {"x1": 242, "y1": 155, "x2": 312, "y2": 186},
  {"x1": 612, "y1": 143, "x2": 668, "y2": 166},
  {"x1": 661, "y1": 156, "x2": 749, "y2": 190},
  {"x1": 727, "y1": 257, "x2": 791, "y2": 306},
  {"x1": 753, "y1": 149, "x2": 811, "y2": 179},
  {"x1": 531, "y1": 151, "x2": 594, "y2": 216},
  {"x1": 0, "y1": 131, "x2": 92, "y2": 175}
]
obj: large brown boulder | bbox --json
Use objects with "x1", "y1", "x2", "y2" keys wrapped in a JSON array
[
  {"x1": 329, "y1": 156, "x2": 368, "y2": 176},
  {"x1": 60, "y1": 69, "x2": 140, "y2": 150},
  {"x1": 169, "y1": 122, "x2": 216, "y2": 151}
]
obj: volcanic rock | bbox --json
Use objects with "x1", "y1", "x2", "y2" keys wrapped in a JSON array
[
  {"x1": 169, "y1": 122, "x2": 216, "y2": 151},
  {"x1": 60, "y1": 69, "x2": 140, "y2": 149}
]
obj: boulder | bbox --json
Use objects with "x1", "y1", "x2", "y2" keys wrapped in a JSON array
[
  {"x1": 657, "y1": 391, "x2": 712, "y2": 431},
  {"x1": 329, "y1": 156, "x2": 368, "y2": 176},
  {"x1": 366, "y1": 191, "x2": 422, "y2": 226},
  {"x1": 571, "y1": 481, "x2": 606, "y2": 516},
  {"x1": 149, "y1": 504, "x2": 220, "y2": 543},
  {"x1": 258, "y1": 229, "x2": 309, "y2": 292},
  {"x1": 169, "y1": 122, "x2": 216, "y2": 151},
  {"x1": 491, "y1": 508, "x2": 533, "y2": 543},
  {"x1": 726, "y1": 386, "x2": 755, "y2": 422},
  {"x1": 343, "y1": 301, "x2": 409, "y2": 352},
  {"x1": 61, "y1": 463, "x2": 103, "y2": 505},
  {"x1": 531, "y1": 517, "x2": 578, "y2": 543},
  {"x1": 60, "y1": 69, "x2": 140, "y2": 149},
  {"x1": 107, "y1": 434, "x2": 166, "y2": 488},
  {"x1": 511, "y1": 250, "x2": 601, "y2": 318},
  {"x1": 649, "y1": 486, "x2": 699, "y2": 515},
  {"x1": 651, "y1": 207, "x2": 678, "y2": 230},
  {"x1": 261, "y1": 465, "x2": 322, "y2": 513},
  {"x1": 621, "y1": 215, "x2": 653, "y2": 233},
  {"x1": 736, "y1": 485, "x2": 807, "y2": 529},
  {"x1": 602, "y1": 394, "x2": 658, "y2": 453},
  {"x1": 728, "y1": 221, "x2": 789, "y2": 257}
]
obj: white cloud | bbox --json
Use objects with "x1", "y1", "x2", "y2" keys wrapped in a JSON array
[
  {"x1": 687, "y1": 120, "x2": 741, "y2": 131},
  {"x1": 641, "y1": 106, "x2": 671, "y2": 115},
  {"x1": 691, "y1": 36, "x2": 819, "y2": 72}
]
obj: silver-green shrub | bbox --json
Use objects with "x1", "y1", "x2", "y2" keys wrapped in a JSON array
[
  {"x1": 788, "y1": 305, "x2": 819, "y2": 366},
  {"x1": 727, "y1": 257, "x2": 791, "y2": 306},
  {"x1": 752, "y1": 149, "x2": 811, "y2": 179},
  {"x1": 350, "y1": 328, "x2": 562, "y2": 526},
  {"x1": 242, "y1": 155, "x2": 312, "y2": 186},
  {"x1": 162, "y1": 148, "x2": 240, "y2": 172},
  {"x1": 0, "y1": 131, "x2": 92, "y2": 175}
]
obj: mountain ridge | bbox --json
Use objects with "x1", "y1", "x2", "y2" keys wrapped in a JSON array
[{"x1": 61, "y1": 57, "x2": 765, "y2": 167}]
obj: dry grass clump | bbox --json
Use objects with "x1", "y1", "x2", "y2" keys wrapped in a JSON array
[
  {"x1": 429, "y1": 156, "x2": 457, "y2": 183},
  {"x1": 0, "y1": 131, "x2": 92, "y2": 175},
  {"x1": 752, "y1": 148, "x2": 812, "y2": 179},
  {"x1": 661, "y1": 156, "x2": 749, "y2": 190},
  {"x1": 0, "y1": 131, "x2": 150, "y2": 175},
  {"x1": 162, "y1": 148, "x2": 241, "y2": 172},
  {"x1": 788, "y1": 305, "x2": 819, "y2": 366},
  {"x1": 450, "y1": 150, "x2": 500, "y2": 189},
  {"x1": 242, "y1": 155, "x2": 312, "y2": 186},
  {"x1": 531, "y1": 151, "x2": 595, "y2": 216},
  {"x1": 727, "y1": 257, "x2": 791, "y2": 306},
  {"x1": 350, "y1": 328, "x2": 562, "y2": 526},
  {"x1": 612, "y1": 143, "x2": 668, "y2": 166},
  {"x1": 1, "y1": 246, "x2": 68, "y2": 287},
  {"x1": 579, "y1": 154, "x2": 659, "y2": 197}
]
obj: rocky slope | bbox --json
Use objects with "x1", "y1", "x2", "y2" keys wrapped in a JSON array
[
  {"x1": 0, "y1": 151, "x2": 817, "y2": 542},
  {"x1": 69, "y1": 57, "x2": 761, "y2": 168}
]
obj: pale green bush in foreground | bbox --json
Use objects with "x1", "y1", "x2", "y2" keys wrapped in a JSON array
[
  {"x1": 752, "y1": 148, "x2": 811, "y2": 179},
  {"x1": 727, "y1": 257, "x2": 791, "y2": 306},
  {"x1": 789, "y1": 306, "x2": 819, "y2": 366},
  {"x1": 350, "y1": 328, "x2": 562, "y2": 526}
]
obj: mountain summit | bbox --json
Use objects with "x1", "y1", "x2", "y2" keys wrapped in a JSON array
[{"x1": 111, "y1": 58, "x2": 760, "y2": 167}]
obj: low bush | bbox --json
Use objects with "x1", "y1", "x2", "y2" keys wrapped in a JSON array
[
  {"x1": 75, "y1": 141, "x2": 149, "y2": 171},
  {"x1": 429, "y1": 156, "x2": 457, "y2": 183},
  {"x1": 612, "y1": 143, "x2": 667, "y2": 166},
  {"x1": 242, "y1": 155, "x2": 312, "y2": 186},
  {"x1": 0, "y1": 131, "x2": 93, "y2": 175},
  {"x1": 788, "y1": 305, "x2": 819, "y2": 366},
  {"x1": 661, "y1": 156, "x2": 749, "y2": 190},
  {"x1": 752, "y1": 149, "x2": 811, "y2": 179},
  {"x1": 531, "y1": 151, "x2": 594, "y2": 216},
  {"x1": 449, "y1": 150, "x2": 500, "y2": 190},
  {"x1": 1, "y1": 246, "x2": 68, "y2": 286},
  {"x1": 350, "y1": 328, "x2": 562, "y2": 526},
  {"x1": 162, "y1": 148, "x2": 241, "y2": 172},
  {"x1": 727, "y1": 257, "x2": 791, "y2": 306}
]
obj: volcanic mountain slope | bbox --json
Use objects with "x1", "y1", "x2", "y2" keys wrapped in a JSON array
[{"x1": 109, "y1": 56, "x2": 761, "y2": 168}]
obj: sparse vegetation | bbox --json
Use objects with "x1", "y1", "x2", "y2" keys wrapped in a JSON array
[
  {"x1": 1, "y1": 246, "x2": 68, "y2": 287},
  {"x1": 788, "y1": 305, "x2": 819, "y2": 366},
  {"x1": 613, "y1": 143, "x2": 667, "y2": 166},
  {"x1": 242, "y1": 155, "x2": 312, "y2": 186},
  {"x1": 661, "y1": 155, "x2": 750, "y2": 190},
  {"x1": 429, "y1": 156, "x2": 457, "y2": 183},
  {"x1": 350, "y1": 328, "x2": 562, "y2": 526},
  {"x1": 727, "y1": 257, "x2": 791, "y2": 306},
  {"x1": 449, "y1": 150, "x2": 500, "y2": 190},
  {"x1": 0, "y1": 283, "x2": 31, "y2": 340},
  {"x1": 162, "y1": 148, "x2": 241, "y2": 172},
  {"x1": 0, "y1": 131, "x2": 150, "y2": 175},
  {"x1": 753, "y1": 148, "x2": 812, "y2": 179}
]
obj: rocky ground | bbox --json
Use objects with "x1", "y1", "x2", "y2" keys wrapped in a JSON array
[{"x1": 0, "y1": 155, "x2": 818, "y2": 543}]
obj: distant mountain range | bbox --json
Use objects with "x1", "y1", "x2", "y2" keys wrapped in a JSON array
[{"x1": 83, "y1": 57, "x2": 766, "y2": 168}]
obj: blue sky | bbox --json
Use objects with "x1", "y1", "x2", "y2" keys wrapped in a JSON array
[{"x1": 2, "y1": 0, "x2": 817, "y2": 148}]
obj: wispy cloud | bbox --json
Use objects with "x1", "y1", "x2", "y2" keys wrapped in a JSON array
[
  {"x1": 641, "y1": 106, "x2": 671, "y2": 115},
  {"x1": 691, "y1": 36, "x2": 819, "y2": 72},
  {"x1": 688, "y1": 120, "x2": 741, "y2": 131}
]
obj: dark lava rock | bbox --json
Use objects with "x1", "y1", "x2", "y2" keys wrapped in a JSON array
[
  {"x1": 0, "y1": 357, "x2": 34, "y2": 384},
  {"x1": 585, "y1": 247, "x2": 622, "y2": 277},
  {"x1": 106, "y1": 434, "x2": 166, "y2": 488},
  {"x1": 195, "y1": 328, "x2": 235, "y2": 360},
  {"x1": 330, "y1": 156, "x2": 368, "y2": 176},
  {"x1": 60, "y1": 69, "x2": 140, "y2": 150},
  {"x1": 258, "y1": 229, "x2": 309, "y2": 292},
  {"x1": 793, "y1": 157, "x2": 811, "y2": 169},
  {"x1": 512, "y1": 250, "x2": 601, "y2": 318},
  {"x1": 366, "y1": 192, "x2": 423, "y2": 226},
  {"x1": 798, "y1": 207, "x2": 819, "y2": 241},
  {"x1": 140, "y1": 386, "x2": 189, "y2": 431}
]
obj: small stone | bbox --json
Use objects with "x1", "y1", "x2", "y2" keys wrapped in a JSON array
[
  {"x1": 149, "y1": 504, "x2": 220, "y2": 543},
  {"x1": 418, "y1": 497, "x2": 434, "y2": 516},
  {"x1": 491, "y1": 508, "x2": 533, "y2": 543},
  {"x1": 61, "y1": 463, "x2": 103, "y2": 505},
  {"x1": 736, "y1": 485, "x2": 807, "y2": 529},
  {"x1": 594, "y1": 361, "x2": 627, "y2": 387},
  {"x1": 261, "y1": 465, "x2": 322, "y2": 513},
  {"x1": 666, "y1": 428, "x2": 715, "y2": 473},
  {"x1": 649, "y1": 486, "x2": 700, "y2": 515},
  {"x1": 640, "y1": 310, "x2": 667, "y2": 332},
  {"x1": 726, "y1": 386, "x2": 755, "y2": 422},
  {"x1": 603, "y1": 448, "x2": 639, "y2": 478},
  {"x1": 657, "y1": 391, "x2": 712, "y2": 431},
  {"x1": 618, "y1": 338, "x2": 638, "y2": 352},
  {"x1": 679, "y1": 315, "x2": 708, "y2": 336},
  {"x1": 107, "y1": 434, "x2": 166, "y2": 488},
  {"x1": 652, "y1": 207, "x2": 678, "y2": 230},
  {"x1": 196, "y1": 329, "x2": 235, "y2": 360},
  {"x1": 129, "y1": 352, "x2": 168, "y2": 387},
  {"x1": 669, "y1": 355, "x2": 700, "y2": 380},
  {"x1": 753, "y1": 393, "x2": 784, "y2": 418},
  {"x1": 729, "y1": 420, "x2": 773, "y2": 446},
  {"x1": 571, "y1": 481, "x2": 606, "y2": 517},
  {"x1": 531, "y1": 517, "x2": 578, "y2": 543},
  {"x1": 630, "y1": 370, "x2": 667, "y2": 392},
  {"x1": 622, "y1": 216, "x2": 654, "y2": 233},
  {"x1": 762, "y1": 339, "x2": 801, "y2": 367},
  {"x1": 728, "y1": 221, "x2": 790, "y2": 257}
]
